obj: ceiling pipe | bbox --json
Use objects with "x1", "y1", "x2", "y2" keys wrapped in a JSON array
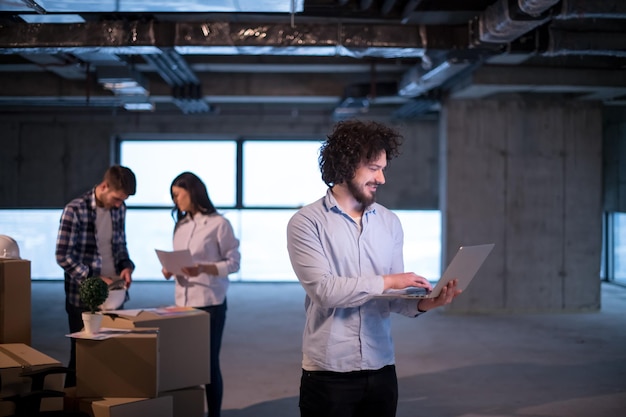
[
  {"x1": 0, "y1": 21, "x2": 428, "y2": 59},
  {"x1": 476, "y1": 0, "x2": 553, "y2": 43},
  {"x1": 556, "y1": 0, "x2": 626, "y2": 19},
  {"x1": 360, "y1": 0, "x2": 374, "y2": 11},
  {"x1": 398, "y1": 59, "x2": 473, "y2": 98},
  {"x1": 141, "y1": 51, "x2": 208, "y2": 113},
  {"x1": 20, "y1": 0, "x2": 46, "y2": 14},
  {"x1": 545, "y1": 28, "x2": 626, "y2": 57},
  {"x1": 381, "y1": 0, "x2": 398, "y2": 16},
  {"x1": 517, "y1": 0, "x2": 560, "y2": 16},
  {"x1": 402, "y1": 0, "x2": 426, "y2": 22}
]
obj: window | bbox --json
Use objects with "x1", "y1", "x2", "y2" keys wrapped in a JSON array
[
  {"x1": 243, "y1": 141, "x2": 326, "y2": 207},
  {"x1": 121, "y1": 140, "x2": 237, "y2": 206},
  {"x1": 603, "y1": 211, "x2": 626, "y2": 286},
  {"x1": 1, "y1": 138, "x2": 443, "y2": 282},
  {"x1": 0, "y1": 209, "x2": 62, "y2": 279}
]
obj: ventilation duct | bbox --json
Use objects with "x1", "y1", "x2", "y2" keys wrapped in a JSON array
[
  {"x1": 333, "y1": 82, "x2": 397, "y2": 120},
  {"x1": 172, "y1": 83, "x2": 211, "y2": 114},
  {"x1": 545, "y1": 28, "x2": 626, "y2": 57},
  {"x1": 557, "y1": 0, "x2": 626, "y2": 20},
  {"x1": 97, "y1": 65, "x2": 149, "y2": 96},
  {"x1": 393, "y1": 98, "x2": 440, "y2": 119},
  {"x1": 477, "y1": 0, "x2": 555, "y2": 43},
  {"x1": 398, "y1": 59, "x2": 472, "y2": 98},
  {"x1": 517, "y1": 0, "x2": 561, "y2": 16},
  {"x1": 143, "y1": 50, "x2": 211, "y2": 113},
  {"x1": 0, "y1": 21, "x2": 427, "y2": 59},
  {"x1": 96, "y1": 65, "x2": 153, "y2": 111},
  {"x1": 333, "y1": 97, "x2": 370, "y2": 120}
]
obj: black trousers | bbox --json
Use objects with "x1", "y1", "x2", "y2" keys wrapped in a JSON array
[
  {"x1": 64, "y1": 301, "x2": 86, "y2": 387},
  {"x1": 299, "y1": 364, "x2": 398, "y2": 417},
  {"x1": 196, "y1": 300, "x2": 227, "y2": 417}
]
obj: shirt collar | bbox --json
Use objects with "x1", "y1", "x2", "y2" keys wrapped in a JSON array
[
  {"x1": 323, "y1": 188, "x2": 377, "y2": 216},
  {"x1": 87, "y1": 187, "x2": 98, "y2": 211}
]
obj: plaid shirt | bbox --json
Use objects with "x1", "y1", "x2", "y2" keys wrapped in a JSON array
[{"x1": 55, "y1": 187, "x2": 134, "y2": 307}]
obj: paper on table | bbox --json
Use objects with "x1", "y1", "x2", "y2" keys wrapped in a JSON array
[{"x1": 155, "y1": 249, "x2": 194, "y2": 276}]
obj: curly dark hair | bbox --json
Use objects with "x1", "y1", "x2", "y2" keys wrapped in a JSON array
[{"x1": 319, "y1": 120, "x2": 402, "y2": 187}]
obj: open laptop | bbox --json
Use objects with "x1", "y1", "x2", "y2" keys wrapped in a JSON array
[{"x1": 376, "y1": 243, "x2": 495, "y2": 299}]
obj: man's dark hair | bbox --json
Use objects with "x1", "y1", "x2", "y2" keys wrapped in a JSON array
[
  {"x1": 104, "y1": 165, "x2": 136, "y2": 196},
  {"x1": 319, "y1": 120, "x2": 402, "y2": 187}
]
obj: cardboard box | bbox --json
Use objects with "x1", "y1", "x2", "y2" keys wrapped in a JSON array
[
  {"x1": 0, "y1": 260, "x2": 31, "y2": 345},
  {"x1": 160, "y1": 386, "x2": 205, "y2": 417},
  {"x1": 0, "y1": 343, "x2": 64, "y2": 416},
  {"x1": 101, "y1": 308, "x2": 210, "y2": 392},
  {"x1": 75, "y1": 330, "x2": 159, "y2": 398},
  {"x1": 80, "y1": 396, "x2": 173, "y2": 417}
]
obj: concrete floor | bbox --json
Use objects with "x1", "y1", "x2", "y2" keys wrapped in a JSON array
[{"x1": 30, "y1": 281, "x2": 626, "y2": 417}]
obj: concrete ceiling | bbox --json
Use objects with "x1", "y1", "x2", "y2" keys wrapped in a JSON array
[{"x1": 0, "y1": 0, "x2": 625, "y2": 119}]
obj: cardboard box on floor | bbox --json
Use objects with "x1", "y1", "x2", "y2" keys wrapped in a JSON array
[
  {"x1": 0, "y1": 259, "x2": 31, "y2": 345},
  {"x1": 100, "y1": 308, "x2": 210, "y2": 392},
  {"x1": 0, "y1": 343, "x2": 64, "y2": 416},
  {"x1": 79, "y1": 396, "x2": 173, "y2": 417},
  {"x1": 75, "y1": 330, "x2": 159, "y2": 398},
  {"x1": 160, "y1": 386, "x2": 205, "y2": 417}
]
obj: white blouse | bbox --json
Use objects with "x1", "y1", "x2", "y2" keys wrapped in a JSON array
[{"x1": 172, "y1": 212, "x2": 241, "y2": 307}]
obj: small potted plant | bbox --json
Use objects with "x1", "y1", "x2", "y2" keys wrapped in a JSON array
[{"x1": 79, "y1": 276, "x2": 109, "y2": 334}]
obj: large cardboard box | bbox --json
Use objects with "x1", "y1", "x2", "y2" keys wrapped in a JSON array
[
  {"x1": 160, "y1": 386, "x2": 205, "y2": 417},
  {"x1": 0, "y1": 343, "x2": 64, "y2": 416},
  {"x1": 75, "y1": 330, "x2": 159, "y2": 398},
  {"x1": 101, "y1": 308, "x2": 210, "y2": 392},
  {"x1": 0, "y1": 260, "x2": 31, "y2": 345},
  {"x1": 80, "y1": 396, "x2": 173, "y2": 417}
]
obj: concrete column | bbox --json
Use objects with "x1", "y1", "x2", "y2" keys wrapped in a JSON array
[{"x1": 440, "y1": 98, "x2": 602, "y2": 313}]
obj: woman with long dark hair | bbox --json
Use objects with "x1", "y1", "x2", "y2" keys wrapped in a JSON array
[{"x1": 162, "y1": 171, "x2": 241, "y2": 417}]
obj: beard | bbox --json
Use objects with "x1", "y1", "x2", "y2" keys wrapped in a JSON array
[{"x1": 347, "y1": 178, "x2": 377, "y2": 207}]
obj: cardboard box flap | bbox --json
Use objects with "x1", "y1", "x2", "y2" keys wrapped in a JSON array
[
  {"x1": 90, "y1": 396, "x2": 173, "y2": 417},
  {"x1": 0, "y1": 343, "x2": 63, "y2": 411},
  {"x1": 0, "y1": 344, "x2": 60, "y2": 368},
  {"x1": 103, "y1": 307, "x2": 205, "y2": 325}
]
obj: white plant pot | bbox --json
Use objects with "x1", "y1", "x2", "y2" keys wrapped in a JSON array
[{"x1": 82, "y1": 312, "x2": 104, "y2": 335}]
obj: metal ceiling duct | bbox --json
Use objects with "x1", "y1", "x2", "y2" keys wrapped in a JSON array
[
  {"x1": 333, "y1": 82, "x2": 398, "y2": 120},
  {"x1": 0, "y1": 21, "x2": 428, "y2": 59},
  {"x1": 398, "y1": 59, "x2": 473, "y2": 98},
  {"x1": 517, "y1": 0, "x2": 560, "y2": 16},
  {"x1": 96, "y1": 65, "x2": 154, "y2": 111},
  {"x1": 1, "y1": 0, "x2": 304, "y2": 15},
  {"x1": 546, "y1": 28, "x2": 626, "y2": 57},
  {"x1": 477, "y1": 0, "x2": 553, "y2": 43},
  {"x1": 557, "y1": 0, "x2": 626, "y2": 20},
  {"x1": 142, "y1": 49, "x2": 209, "y2": 113},
  {"x1": 97, "y1": 66, "x2": 149, "y2": 96}
]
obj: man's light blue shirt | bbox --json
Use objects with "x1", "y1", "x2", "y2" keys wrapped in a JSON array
[{"x1": 287, "y1": 188, "x2": 422, "y2": 372}]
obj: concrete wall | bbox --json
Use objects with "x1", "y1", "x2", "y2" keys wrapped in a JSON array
[
  {"x1": 441, "y1": 98, "x2": 603, "y2": 313},
  {"x1": 0, "y1": 113, "x2": 439, "y2": 209}
]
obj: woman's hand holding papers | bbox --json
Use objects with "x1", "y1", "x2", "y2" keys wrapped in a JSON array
[
  {"x1": 181, "y1": 263, "x2": 219, "y2": 277},
  {"x1": 162, "y1": 267, "x2": 173, "y2": 280}
]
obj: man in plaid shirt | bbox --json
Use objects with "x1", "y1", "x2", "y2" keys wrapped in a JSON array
[{"x1": 55, "y1": 165, "x2": 136, "y2": 386}]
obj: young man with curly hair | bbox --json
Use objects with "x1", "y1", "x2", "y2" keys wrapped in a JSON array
[{"x1": 287, "y1": 120, "x2": 460, "y2": 417}]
